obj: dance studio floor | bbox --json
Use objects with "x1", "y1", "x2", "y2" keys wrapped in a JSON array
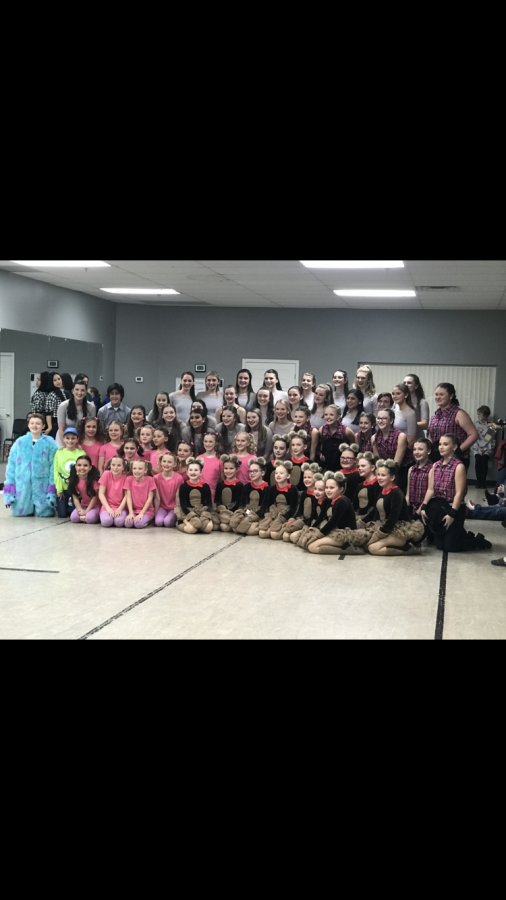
[{"x1": 0, "y1": 484, "x2": 505, "y2": 640}]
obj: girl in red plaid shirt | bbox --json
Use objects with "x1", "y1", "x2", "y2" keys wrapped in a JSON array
[
  {"x1": 406, "y1": 438, "x2": 433, "y2": 518},
  {"x1": 421, "y1": 434, "x2": 491, "y2": 552}
]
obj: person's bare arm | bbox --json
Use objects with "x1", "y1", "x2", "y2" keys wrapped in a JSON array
[
  {"x1": 394, "y1": 433, "x2": 407, "y2": 465},
  {"x1": 420, "y1": 468, "x2": 435, "y2": 523},
  {"x1": 310, "y1": 427, "x2": 321, "y2": 461},
  {"x1": 456, "y1": 410, "x2": 479, "y2": 455}
]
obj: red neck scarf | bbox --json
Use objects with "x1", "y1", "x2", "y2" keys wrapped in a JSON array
[
  {"x1": 189, "y1": 480, "x2": 206, "y2": 489},
  {"x1": 363, "y1": 477, "x2": 377, "y2": 486},
  {"x1": 224, "y1": 478, "x2": 239, "y2": 486},
  {"x1": 276, "y1": 484, "x2": 290, "y2": 492},
  {"x1": 306, "y1": 489, "x2": 315, "y2": 496},
  {"x1": 251, "y1": 480, "x2": 268, "y2": 489},
  {"x1": 291, "y1": 455, "x2": 309, "y2": 464},
  {"x1": 382, "y1": 485, "x2": 397, "y2": 495}
]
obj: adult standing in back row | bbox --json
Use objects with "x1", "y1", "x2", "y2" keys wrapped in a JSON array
[
  {"x1": 57, "y1": 381, "x2": 97, "y2": 446},
  {"x1": 427, "y1": 383, "x2": 478, "y2": 469}
]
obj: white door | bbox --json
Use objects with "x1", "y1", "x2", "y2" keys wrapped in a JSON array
[
  {"x1": 242, "y1": 359, "x2": 299, "y2": 393},
  {"x1": 0, "y1": 352, "x2": 15, "y2": 441}
]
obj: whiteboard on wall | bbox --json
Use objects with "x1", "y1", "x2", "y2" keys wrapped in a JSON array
[
  {"x1": 359, "y1": 364, "x2": 497, "y2": 422},
  {"x1": 242, "y1": 359, "x2": 300, "y2": 393}
]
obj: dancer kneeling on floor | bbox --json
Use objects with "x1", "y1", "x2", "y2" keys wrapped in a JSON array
[
  {"x1": 304, "y1": 471, "x2": 369, "y2": 555},
  {"x1": 98, "y1": 456, "x2": 130, "y2": 527},
  {"x1": 282, "y1": 462, "x2": 322, "y2": 542},
  {"x1": 213, "y1": 456, "x2": 244, "y2": 531},
  {"x1": 289, "y1": 475, "x2": 327, "y2": 546},
  {"x1": 230, "y1": 457, "x2": 270, "y2": 535},
  {"x1": 353, "y1": 452, "x2": 381, "y2": 525},
  {"x1": 258, "y1": 461, "x2": 299, "y2": 539},
  {"x1": 69, "y1": 456, "x2": 101, "y2": 523},
  {"x1": 420, "y1": 434, "x2": 491, "y2": 551},
  {"x1": 367, "y1": 460, "x2": 425, "y2": 556},
  {"x1": 175, "y1": 458, "x2": 213, "y2": 533},
  {"x1": 125, "y1": 459, "x2": 156, "y2": 528},
  {"x1": 153, "y1": 452, "x2": 184, "y2": 527}
]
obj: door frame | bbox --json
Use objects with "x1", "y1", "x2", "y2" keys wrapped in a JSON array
[{"x1": 0, "y1": 351, "x2": 15, "y2": 442}]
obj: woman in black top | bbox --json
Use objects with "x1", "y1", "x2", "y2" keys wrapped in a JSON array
[
  {"x1": 305, "y1": 471, "x2": 368, "y2": 555},
  {"x1": 367, "y1": 460, "x2": 424, "y2": 556}
]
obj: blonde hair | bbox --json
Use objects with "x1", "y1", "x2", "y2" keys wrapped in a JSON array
[
  {"x1": 231, "y1": 432, "x2": 257, "y2": 455},
  {"x1": 354, "y1": 365, "x2": 376, "y2": 396},
  {"x1": 105, "y1": 421, "x2": 127, "y2": 442},
  {"x1": 105, "y1": 456, "x2": 130, "y2": 474},
  {"x1": 131, "y1": 457, "x2": 153, "y2": 476},
  {"x1": 323, "y1": 403, "x2": 342, "y2": 419},
  {"x1": 272, "y1": 399, "x2": 293, "y2": 427}
]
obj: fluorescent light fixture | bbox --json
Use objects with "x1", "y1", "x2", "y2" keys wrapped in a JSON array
[
  {"x1": 11, "y1": 260, "x2": 110, "y2": 267},
  {"x1": 100, "y1": 288, "x2": 180, "y2": 295},
  {"x1": 300, "y1": 260, "x2": 405, "y2": 268},
  {"x1": 334, "y1": 289, "x2": 416, "y2": 297}
]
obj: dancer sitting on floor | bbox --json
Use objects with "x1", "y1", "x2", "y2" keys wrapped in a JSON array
[
  {"x1": 69, "y1": 455, "x2": 101, "y2": 524},
  {"x1": 353, "y1": 452, "x2": 381, "y2": 525},
  {"x1": 230, "y1": 457, "x2": 270, "y2": 536},
  {"x1": 125, "y1": 458, "x2": 156, "y2": 529},
  {"x1": 98, "y1": 456, "x2": 130, "y2": 527},
  {"x1": 302, "y1": 471, "x2": 368, "y2": 555},
  {"x1": 175, "y1": 458, "x2": 214, "y2": 533},
  {"x1": 214, "y1": 455, "x2": 245, "y2": 531},
  {"x1": 282, "y1": 462, "x2": 322, "y2": 542},
  {"x1": 289, "y1": 475, "x2": 327, "y2": 546},
  {"x1": 153, "y1": 451, "x2": 184, "y2": 527},
  {"x1": 258, "y1": 461, "x2": 299, "y2": 540},
  {"x1": 367, "y1": 460, "x2": 425, "y2": 556}
]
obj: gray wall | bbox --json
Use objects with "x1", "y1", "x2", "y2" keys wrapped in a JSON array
[
  {"x1": 115, "y1": 304, "x2": 506, "y2": 417},
  {"x1": 0, "y1": 269, "x2": 116, "y2": 383},
  {"x1": 0, "y1": 329, "x2": 103, "y2": 420}
]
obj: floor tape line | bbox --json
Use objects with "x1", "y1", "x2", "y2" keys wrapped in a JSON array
[
  {"x1": 0, "y1": 566, "x2": 59, "y2": 573},
  {"x1": 77, "y1": 536, "x2": 245, "y2": 640},
  {"x1": 0, "y1": 519, "x2": 70, "y2": 544},
  {"x1": 434, "y1": 550, "x2": 448, "y2": 641}
]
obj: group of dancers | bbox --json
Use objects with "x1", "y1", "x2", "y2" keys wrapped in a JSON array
[{"x1": 5, "y1": 364, "x2": 502, "y2": 557}]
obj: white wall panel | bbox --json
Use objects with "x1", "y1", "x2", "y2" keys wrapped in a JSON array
[{"x1": 360, "y1": 363, "x2": 496, "y2": 420}]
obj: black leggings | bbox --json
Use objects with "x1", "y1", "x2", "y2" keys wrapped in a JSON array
[
  {"x1": 474, "y1": 454, "x2": 489, "y2": 488},
  {"x1": 433, "y1": 505, "x2": 480, "y2": 552}
]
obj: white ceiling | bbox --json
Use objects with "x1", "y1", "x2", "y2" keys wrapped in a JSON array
[{"x1": 1, "y1": 260, "x2": 506, "y2": 309}]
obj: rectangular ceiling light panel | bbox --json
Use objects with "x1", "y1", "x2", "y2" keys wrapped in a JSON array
[
  {"x1": 334, "y1": 289, "x2": 416, "y2": 297},
  {"x1": 11, "y1": 260, "x2": 111, "y2": 267},
  {"x1": 300, "y1": 261, "x2": 405, "y2": 268}
]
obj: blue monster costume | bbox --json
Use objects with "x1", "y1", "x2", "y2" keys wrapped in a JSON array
[{"x1": 4, "y1": 433, "x2": 58, "y2": 517}]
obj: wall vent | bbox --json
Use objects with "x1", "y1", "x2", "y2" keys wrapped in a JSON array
[{"x1": 415, "y1": 285, "x2": 461, "y2": 292}]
